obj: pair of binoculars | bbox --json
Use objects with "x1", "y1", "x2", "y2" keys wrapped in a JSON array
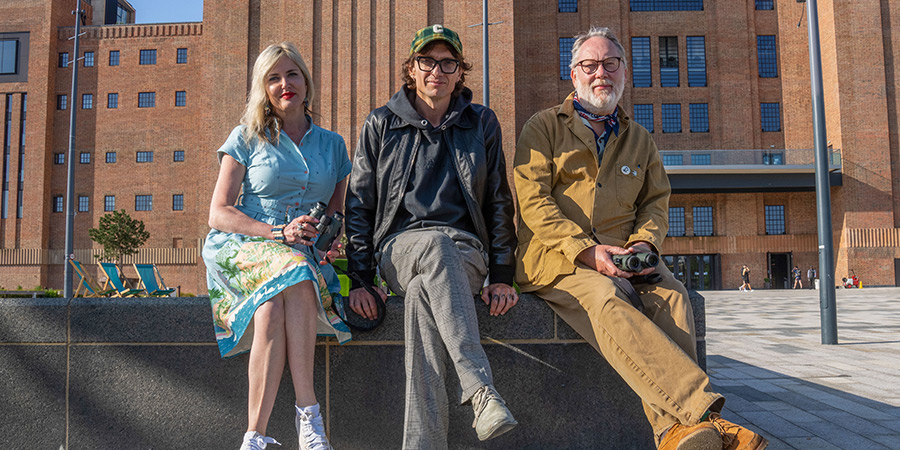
[
  {"x1": 612, "y1": 252, "x2": 659, "y2": 273},
  {"x1": 308, "y1": 202, "x2": 344, "y2": 252}
]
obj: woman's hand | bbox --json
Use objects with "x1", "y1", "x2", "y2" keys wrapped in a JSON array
[
  {"x1": 480, "y1": 283, "x2": 519, "y2": 316},
  {"x1": 319, "y1": 238, "x2": 343, "y2": 265},
  {"x1": 283, "y1": 215, "x2": 320, "y2": 245}
]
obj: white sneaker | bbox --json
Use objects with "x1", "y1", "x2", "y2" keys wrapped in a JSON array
[
  {"x1": 240, "y1": 431, "x2": 281, "y2": 450},
  {"x1": 471, "y1": 385, "x2": 518, "y2": 441},
  {"x1": 296, "y1": 404, "x2": 332, "y2": 450}
]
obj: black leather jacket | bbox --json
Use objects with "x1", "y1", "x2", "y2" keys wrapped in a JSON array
[{"x1": 345, "y1": 87, "x2": 516, "y2": 288}]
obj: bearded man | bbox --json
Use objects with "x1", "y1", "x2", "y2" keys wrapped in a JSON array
[{"x1": 513, "y1": 27, "x2": 768, "y2": 450}]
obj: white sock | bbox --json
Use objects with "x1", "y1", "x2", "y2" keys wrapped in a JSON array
[{"x1": 296, "y1": 402, "x2": 320, "y2": 416}]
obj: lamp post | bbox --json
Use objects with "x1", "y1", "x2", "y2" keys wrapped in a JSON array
[
  {"x1": 63, "y1": 0, "x2": 84, "y2": 298},
  {"x1": 805, "y1": 0, "x2": 838, "y2": 344},
  {"x1": 468, "y1": 0, "x2": 503, "y2": 107}
]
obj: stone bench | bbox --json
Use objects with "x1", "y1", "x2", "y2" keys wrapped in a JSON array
[{"x1": 0, "y1": 292, "x2": 705, "y2": 449}]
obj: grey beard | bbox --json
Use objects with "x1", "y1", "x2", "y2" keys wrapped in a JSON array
[{"x1": 576, "y1": 83, "x2": 621, "y2": 115}]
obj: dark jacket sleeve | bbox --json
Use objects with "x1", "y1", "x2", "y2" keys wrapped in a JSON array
[
  {"x1": 480, "y1": 108, "x2": 517, "y2": 285},
  {"x1": 344, "y1": 112, "x2": 381, "y2": 289}
]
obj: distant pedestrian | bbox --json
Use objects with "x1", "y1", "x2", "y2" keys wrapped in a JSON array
[
  {"x1": 792, "y1": 265, "x2": 803, "y2": 289},
  {"x1": 741, "y1": 265, "x2": 753, "y2": 292},
  {"x1": 807, "y1": 266, "x2": 817, "y2": 289}
]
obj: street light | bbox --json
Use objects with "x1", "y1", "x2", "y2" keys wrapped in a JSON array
[
  {"x1": 63, "y1": 0, "x2": 85, "y2": 298},
  {"x1": 468, "y1": 0, "x2": 503, "y2": 107}
]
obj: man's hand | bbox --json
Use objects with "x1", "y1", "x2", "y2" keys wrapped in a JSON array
[
  {"x1": 480, "y1": 283, "x2": 519, "y2": 316},
  {"x1": 577, "y1": 244, "x2": 656, "y2": 278},
  {"x1": 349, "y1": 286, "x2": 388, "y2": 320}
]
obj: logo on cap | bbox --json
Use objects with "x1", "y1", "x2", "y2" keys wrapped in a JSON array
[{"x1": 433, "y1": 24, "x2": 443, "y2": 33}]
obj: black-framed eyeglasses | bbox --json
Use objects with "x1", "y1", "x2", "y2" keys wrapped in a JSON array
[
  {"x1": 415, "y1": 56, "x2": 460, "y2": 74},
  {"x1": 575, "y1": 57, "x2": 622, "y2": 75}
]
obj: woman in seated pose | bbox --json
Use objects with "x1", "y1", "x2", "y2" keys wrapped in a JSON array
[{"x1": 202, "y1": 42, "x2": 351, "y2": 450}]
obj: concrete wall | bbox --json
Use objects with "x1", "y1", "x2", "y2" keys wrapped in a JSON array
[{"x1": 0, "y1": 292, "x2": 705, "y2": 449}]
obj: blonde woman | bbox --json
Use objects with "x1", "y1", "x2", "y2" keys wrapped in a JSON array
[{"x1": 203, "y1": 42, "x2": 349, "y2": 450}]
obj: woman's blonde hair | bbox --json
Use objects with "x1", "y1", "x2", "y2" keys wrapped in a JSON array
[{"x1": 241, "y1": 42, "x2": 315, "y2": 144}]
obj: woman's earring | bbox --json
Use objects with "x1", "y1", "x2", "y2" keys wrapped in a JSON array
[{"x1": 264, "y1": 104, "x2": 272, "y2": 116}]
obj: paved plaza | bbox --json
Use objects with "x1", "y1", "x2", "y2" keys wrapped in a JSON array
[{"x1": 703, "y1": 287, "x2": 900, "y2": 449}]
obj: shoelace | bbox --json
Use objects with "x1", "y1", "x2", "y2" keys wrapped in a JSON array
[
  {"x1": 470, "y1": 386, "x2": 502, "y2": 427},
  {"x1": 298, "y1": 410, "x2": 331, "y2": 449},
  {"x1": 244, "y1": 433, "x2": 281, "y2": 450},
  {"x1": 709, "y1": 415, "x2": 735, "y2": 447}
]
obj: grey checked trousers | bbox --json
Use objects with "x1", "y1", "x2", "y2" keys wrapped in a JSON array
[{"x1": 376, "y1": 227, "x2": 493, "y2": 450}]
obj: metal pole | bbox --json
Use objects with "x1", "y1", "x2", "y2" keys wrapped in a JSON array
[
  {"x1": 806, "y1": 0, "x2": 838, "y2": 344},
  {"x1": 63, "y1": 0, "x2": 83, "y2": 298},
  {"x1": 482, "y1": 0, "x2": 489, "y2": 107}
]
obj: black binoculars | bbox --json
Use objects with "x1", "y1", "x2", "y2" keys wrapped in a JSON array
[
  {"x1": 308, "y1": 202, "x2": 344, "y2": 252},
  {"x1": 612, "y1": 252, "x2": 659, "y2": 272}
]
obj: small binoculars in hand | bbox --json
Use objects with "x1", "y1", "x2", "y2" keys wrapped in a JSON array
[
  {"x1": 308, "y1": 202, "x2": 344, "y2": 252},
  {"x1": 612, "y1": 252, "x2": 659, "y2": 273}
]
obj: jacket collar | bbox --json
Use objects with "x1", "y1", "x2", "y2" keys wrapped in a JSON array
[
  {"x1": 386, "y1": 86, "x2": 475, "y2": 130},
  {"x1": 558, "y1": 91, "x2": 630, "y2": 150}
]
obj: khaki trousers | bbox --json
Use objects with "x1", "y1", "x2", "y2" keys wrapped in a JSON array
[{"x1": 535, "y1": 263, "x2": 724, "y2": 439}]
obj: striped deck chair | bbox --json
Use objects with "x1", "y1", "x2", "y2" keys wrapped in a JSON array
[
  {"x1": 69, "y1": 259, "x2": 116, "y2": 297},
  {"x1": 133, "y1": 264, "x2": 176, "y2": 297},
  {"x1": 98, "y1": 262, "x2": 144, "y2": 297}
]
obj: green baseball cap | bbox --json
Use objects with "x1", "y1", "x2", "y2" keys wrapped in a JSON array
[{"x1": 410, "y1": 24, "x2": 462, "y2": 56}]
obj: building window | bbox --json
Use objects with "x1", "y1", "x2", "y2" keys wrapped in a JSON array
[
  {"x1": 173, "y1": 150, "x2": 185, "y2": 162},
  {"x1": 763, "y1": 152, "x2": 784, "y2": 165},
  {"x1": 79, "y1": 152, "x2": 91, "y2": 164},
  {"x1": 139, "y1": 49, "x2": 157, "y2": 65},
  {"x1": 633, "y1": 104, "x2": 654, "y2": 133},
  {"x1": 689, "y1": 103, "x2": 709, "y2": 132},
  {"x1": 104, "y1": 195, "x2": 115, "y2": 211},
  {"x1": 54, "y1": 153, "x2": 65, "y2": 164},
  {"x1": 559, "y1": 37, "x2": 574, "y2": 80},
  {"x1": 135, "y1": 195, "x2": 152, "y2": 211},
  {"x1": 693, "y1": 206, "x2": 713, "y2": 236},
  {"x1": 662, "y1": 104, "x2": 681, "y2": 133},
  {"x1": 686, "y1": 36, "x2": 706, "y2": 87},
  {"x1": 173, "y1": 194, "x2": 184, "y2": 211},
  {"x1": 106, "y1": 152, "x2": 116, "y2": 163},
  {"x1": 59, "y1": 52, "x2": 69, "y2": 68},
  {"x1": 177, "y1": 48, "x2": 188, "y2": 64},
  {"x1": 138, "y1": 92, "x2": 156, "y2": 108},
  {"x1": 84, "y1": 51, "x2": 94, "y2": 67},
  {"x1": 107, "y1": 92, "x2": 118, "y2": 108},
  {"x1": 136, "y1": 151, "x2": 154, "y2": 163},
  {"x1": 631, "y1": 37, "x2": 651, "y2": 88},
  {"x1": 757, "y1": 35, "x2": 777, "y2": 78},
  {"x1": 659, "y1": 37, "x2": 679, "y2": 87},
  {"x1": 559, "y1": 0, "x2": 577, "y2": 12},
  {"x1": 765, "y1": 205, "x2": 785, "y2": 235},
  {"x1": 116, "y1": 5, "x2": 130, "y2": 24},
  {"x1": 631, "y1": 0, "x2": 703, "y2": 11},
  {"x1": 53, "y1": 195, "x2": 64, "y2": 213},
  {"x1": 663, "y1": 154, "x2": 683, "y2": 166},
  {"x1": 668, "y1": 207, "x2": 686, "y2": 237},
  {"x1": 691, "y1": 154, "x2": 711, "y2": 165},
  {"x1": 761, "y1": 103, "x2": 781, "y2": 132},
  {"x1": 82, "y1": 93, "x2": 93, "y2": 109},
  {"x1": 175, "y1": 91, "x2": 186, "y2": 107},
  {"x1": 756, "y1": 0, "x2": 774, "y2": 10},
  {"x1": 109, "y1": 50, "x2": 120, "y2": 66},
  {"x1": 78, "y1": 195, "x2": 89, "y2": 212},
  {"x1": 57, "y1": 95, "x2": 67, "y2": 110},
  {"x1": 0, "y1": 39, "x2": 18, "y2": 74}
]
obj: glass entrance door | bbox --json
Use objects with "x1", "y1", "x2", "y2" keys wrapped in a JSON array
[{"x1": 664, "y1": 254, "x2": 720, "y2": 290}]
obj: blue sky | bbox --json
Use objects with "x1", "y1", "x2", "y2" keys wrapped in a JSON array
[{"x1": 128, "y1": 0, "x2": 203, "y2": 24}]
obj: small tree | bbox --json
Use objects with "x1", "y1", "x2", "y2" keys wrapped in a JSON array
[{"x1": 88, "y1": 209, "x2": 150, "y2": 266}]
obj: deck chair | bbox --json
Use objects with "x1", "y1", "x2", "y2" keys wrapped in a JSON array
[
  {"x1": 99, "y1": 262, "x2": 144, "y2": 297},
  {"x1": 133, "y1": 264, "x2": 176, "y2": 297},
  {"x1": 69, "y1": 259, "x2": 116, "y2": 297}
]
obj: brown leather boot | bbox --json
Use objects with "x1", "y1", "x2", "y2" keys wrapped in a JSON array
[
  {"x1": 709, "y1": 413, "x2": 769, "y2": 450},
  {"x1": 657, "y1": 421, "x2": 721, "y2": 450}
]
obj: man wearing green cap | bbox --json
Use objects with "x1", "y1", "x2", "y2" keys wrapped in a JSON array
[{"x1": 345, "y1": 24, "x2": 518, "y2": 448}]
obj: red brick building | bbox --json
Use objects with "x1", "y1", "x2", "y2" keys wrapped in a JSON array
[{"x1": 2, "y1": 0, "x2": 899, "y2": 294}]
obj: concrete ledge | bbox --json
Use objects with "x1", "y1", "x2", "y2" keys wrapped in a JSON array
[{"x1": 0, "y1": 292, "x2": 705, "y2": 449}]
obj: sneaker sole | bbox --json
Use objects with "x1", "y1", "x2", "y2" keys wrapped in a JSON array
[
  {"x1": 477, "y1": 419, "x2": 518, "y2": 441},
  {"x1": 675, "y1": 426, "x2": 722, "y2": 450}
]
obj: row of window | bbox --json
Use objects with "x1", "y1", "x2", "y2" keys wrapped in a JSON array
[
  {"x1": 633, "y1": 102, "x2": 780, "y2": 133},
  {"x1": 667, "y1": 204, "x2": 785, "y2": 237},
  {"x1": 560, "y1": 34, "x2": 777, "y2": 83},
  {"x1": 559, "y1": 0, "x2": 774, "y2": 12},
  {"x1": 56, "y1": 91, "x2": 186, "y2": 110},
  {"x1": 1, "y1": 93, "x2": 25, "y2": 219},
  {"x1": 53, "y1": 150, "x2": 185, "y2": 165},
  {"x1": 52, "y1": 194, "x2": 184, "y2": 213},
  {"x1": 59, "y1": 48, "x2": 188, "y2": 68}
]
